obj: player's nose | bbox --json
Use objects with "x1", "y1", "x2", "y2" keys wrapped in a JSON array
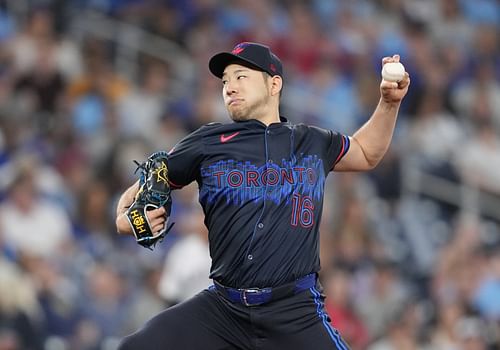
[{"x1": 224, "y1": 81, "x2": 238, "y2": 96}]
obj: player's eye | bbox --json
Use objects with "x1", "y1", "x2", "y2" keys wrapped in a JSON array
[
  {"x1": 222, "y1": 80, "x2": 228, "y2": 85},
  {"x1": 237, "y1": 75, "x2": 246, "y2": 80}
]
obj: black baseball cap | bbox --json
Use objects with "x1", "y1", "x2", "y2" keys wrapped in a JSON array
[{"x1": 209, "y1": 42, "x2": 283, "y2": 79}]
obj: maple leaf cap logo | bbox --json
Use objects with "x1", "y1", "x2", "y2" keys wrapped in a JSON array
[{"x1": 232, "y1": 47, "x2": 244, "y2": 54}]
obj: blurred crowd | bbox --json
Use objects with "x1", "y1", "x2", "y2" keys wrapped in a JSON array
[{"x1": 0, "y1": 0, "x2": 499, "y2": 349}]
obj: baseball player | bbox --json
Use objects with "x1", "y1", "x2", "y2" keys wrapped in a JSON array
[{"x1": 115, "y1": 42, "x2": 410, "y2": 349}]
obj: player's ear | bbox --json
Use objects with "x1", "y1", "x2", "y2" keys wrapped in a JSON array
[{"x1": 270, "y1": 75, "x2": 282, "y2": 97}]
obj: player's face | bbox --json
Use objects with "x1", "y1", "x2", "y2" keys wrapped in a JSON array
[{"x1": 222, "y1": 64, "x2": 271, "y2": 122}]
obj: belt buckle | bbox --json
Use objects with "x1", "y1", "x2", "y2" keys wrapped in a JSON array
[{"x1": 242, "y1": 288, "x2": 261, "y2": 306}]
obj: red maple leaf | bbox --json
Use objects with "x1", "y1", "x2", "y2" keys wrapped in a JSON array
[{"x1": 232, "y1": 47, "x2": 244, "y2": 54}]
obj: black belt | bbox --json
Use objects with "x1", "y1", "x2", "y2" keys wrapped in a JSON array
[{"x1": 213, "y1": 273, "x2": 317, "y2": 307}]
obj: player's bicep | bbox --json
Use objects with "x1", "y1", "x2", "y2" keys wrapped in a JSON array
[{"x1": 333, "y1": 136, "x2": 373, "y2": 172}]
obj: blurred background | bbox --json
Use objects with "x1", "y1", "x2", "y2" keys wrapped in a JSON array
[{"x1": 0, "y1": 0, "x2": 498, "y2": 349}]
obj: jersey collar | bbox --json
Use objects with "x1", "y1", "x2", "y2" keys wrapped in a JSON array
[{"x1": 236, "y1": 116, "x2": 290, "y2": 129}]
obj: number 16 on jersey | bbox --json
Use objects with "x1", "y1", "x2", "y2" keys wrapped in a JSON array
[{"x1": 291, "y1": 193, "x2": 314, "y2": 228}]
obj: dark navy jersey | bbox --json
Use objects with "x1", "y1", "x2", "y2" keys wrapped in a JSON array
[{"x1": 167, "y1": 117, "x2": 350, "y2": 288}]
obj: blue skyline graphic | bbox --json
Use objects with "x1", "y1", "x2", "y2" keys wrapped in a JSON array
[{"x1": 199, "y1": 155, "x2": 325, "y2": 206}]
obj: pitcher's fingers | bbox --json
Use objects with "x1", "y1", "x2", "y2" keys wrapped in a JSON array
[
  {"x1": 147, "y1": 207, "x2": 166, "y2": 220},
  {"x1": 381, "y1": 80, "x2": 398, "y2": 90},
  {"x1": 154, "y1": 207, "x2": 166, "y2": 215},
  {"x1": 382, "y1": 55, "x2": 401, "y2": 65},
  {"x1": 152, "y1": 223, "x2": 165, "y2": 234},
  {"x1": 150, "y1": 216, "x2": 166, "y2": 227},
  {"x1": 382, "y1": 56, "x2": 393, "y2": 65},
  {"x1": 398, "y1": 72, "x2": 410, "y2": 88}
]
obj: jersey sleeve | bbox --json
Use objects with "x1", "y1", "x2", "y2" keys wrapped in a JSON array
[
  {"x1": 166, "y1": 127, "x2": 206, "y2": 189},
  {"x1": 325, "y1": 130, "x2": 350, "y2": 172}
]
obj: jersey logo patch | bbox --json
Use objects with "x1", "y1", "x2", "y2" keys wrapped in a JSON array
[{"x1": 220, "y1": 132, "x2": 240, "y2": 143}]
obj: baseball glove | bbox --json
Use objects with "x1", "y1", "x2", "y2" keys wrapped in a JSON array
[{"x1": 126, "y1": 151, "x2": 174, "y2": 249}]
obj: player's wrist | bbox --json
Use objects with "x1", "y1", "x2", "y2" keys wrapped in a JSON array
[
  {"x1": 116, "y1": 213, "x2": 133, "y2": 235},
  {"x1": 378, "y1": 97, "x2": 400, "y2": 112}
]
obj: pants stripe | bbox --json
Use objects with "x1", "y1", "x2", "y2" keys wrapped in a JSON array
[{"x1": 309, "y1": 287, "x2": 349, "y2": 350}]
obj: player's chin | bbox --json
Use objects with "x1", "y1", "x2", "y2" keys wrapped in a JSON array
[{"x1": 228, "y1": 109, "x2": 250, "y2": 122}]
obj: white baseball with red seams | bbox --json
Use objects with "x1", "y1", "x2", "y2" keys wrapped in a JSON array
[{"x1": 381, "y1": 62, "x2": 405, "y2": 82}]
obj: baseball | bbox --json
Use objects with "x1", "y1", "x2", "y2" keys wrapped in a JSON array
[{"x1": 381, "y1": 62, "x2": 405, "y2": 82}]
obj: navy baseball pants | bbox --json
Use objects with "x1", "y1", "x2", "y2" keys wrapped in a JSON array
[{"x1": 118, "y1": 277, "x2": 350, "y2": 350}]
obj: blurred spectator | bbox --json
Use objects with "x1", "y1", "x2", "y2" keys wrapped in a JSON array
[
  {"x1": 117, "y1": 59, "x2": 171, "y2": 140},
  {"x1": 451, "y1": 58, "x2": 500, "y2": 133},
  {"x1": 79, "y1": 262, "x2": 129, "y2": 342},
  {"x1": 0, "y1": 159, "x2": 73, "y2": 258},
  {"x1": 146, "y1": 5, "x2": 181, "y2": 42},
  {"x1": 459, "y1": 0, "x2": 500, "y2": 25},
  {"x1": 7, "y1": 8, "x2": 82, "y2": 79},
  {"x1": 13, "y1": 40, "x2": 66, "y2": 131},
  {"x1": 453, "y1": 117, "x2": 500, "y2": 194},
  {"x1": 75, "y1": 178, "x2": 116, "y2": 257},
  {"x1": 98, "y1": 137, "x2": 152, "y2": 195},
  {"x1": 471, "y1": 246, "x2": 500, "y2": 321},
  {"x1": 124, "y1": 266, "x2": 166, "y2": 335},
  {"x1": 407, "y1": 90, "x2": 464, "y2": 176},
  {"x1": 367, "y1": 301, "x2": 428, "y2": 350},
  {"x1": 0, "y1": 259, "x2": 43, "y2": 350},
  {"x1": 432, "y1": 215, "x2": 485, "y2": 304},
  {"x1": 272, "y1": 2, "x2": 324, "y2": 76},
  {"x1": 331, "y1": 193, "x2": 374, "y2": 270},
  {"x1": 355, "y1": 260, "x2": 411, "y2": 339},
  {"x1": 67, "y1": 45, "x2": 129, "y2": 140},
  {"x1": 8, "y1": 9, "x2": 56, "y2": 75},
  {"x1": 324, "y1": 264, "x2": 370, "y2": 350},
  {"x1": 191, "y1": 75, "x2": 228, "y2": 126},
  {"x1": 0, "y1": 3, "x2": 15, "y2": 43},
  {"x1": 231, "y1": 0, "x2": 289, "y2": 44},
  {"x1": 158, "y1": 196, "x2": 211, "y2": 305},
  {"x1": 24, "y1": 256, "x2": 82, "y2": 342},
  {"x1": 453, "y1": 316, "x2": 488, "y2": 350},
  {"x1": 429, "y1": 300, "x2": 465, "y2": 350},
  {"x1": 284, "y1": 58, "x2": 362, "y2": 134},
  {"x1": 429, "y1": 0, "x2": 474, "y2": 52},
  {"x1": 151, "y1": 108, "x2": 191, "y2": 151}
]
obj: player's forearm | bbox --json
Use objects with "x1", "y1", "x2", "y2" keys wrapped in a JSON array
[
  {"x1": 115, "y1": 181, "x2": 140, "y2": 235},
  {"x1": 351, "y1": 98, "x2": 400, "y2": 169}
]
